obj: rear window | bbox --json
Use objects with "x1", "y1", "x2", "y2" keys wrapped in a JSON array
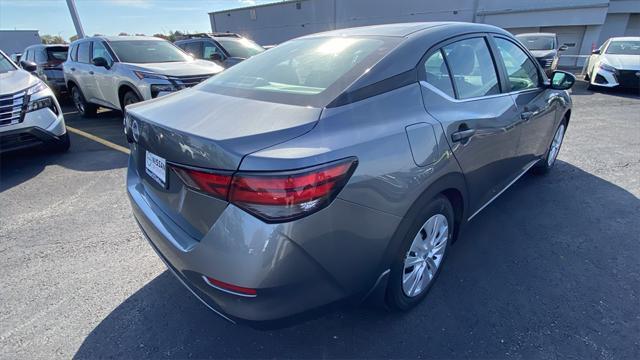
[
  {"x1": 200, "y1": 36, "x2": 399, "y2": 107},
  {"x1": 46, "y1": 47, "x2": 68, "y2": 62},
  {"x1": 516, "y1": 35, "x2": 555, "y2": 51}
]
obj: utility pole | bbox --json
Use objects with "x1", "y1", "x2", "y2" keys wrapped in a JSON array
[{"x1": 66, "y1": 0, "x2": 86, "y2": 39}]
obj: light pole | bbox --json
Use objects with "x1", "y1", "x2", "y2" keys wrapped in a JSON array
[{"x1": 66, "y1": 0, "x2": 86, "y2": 39}]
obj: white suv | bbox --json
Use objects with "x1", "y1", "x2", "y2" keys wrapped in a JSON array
[
  {"x1": 0, "y1": 50, "x2": 69, "y2": 154},
  {"x1": 63, "y1": 36, "x2": 223, "y2": 117}
]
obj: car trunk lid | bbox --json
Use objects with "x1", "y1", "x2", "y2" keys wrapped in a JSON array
[{"x1": 127, "y1": 88, "x2": 321, "y2": 238}]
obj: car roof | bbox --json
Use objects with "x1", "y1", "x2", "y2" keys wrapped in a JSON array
[
  {"x1": 25, "y1": 44, "x2": 68, "y2": 49},
  {"x1": 319, "y1": 22, "x2": 510, "y2": 93},
  {"x1": 516, "y1": 33, "x2": 556, "y2": 37},
  {"x1": 73, "y1": 35, "x2": 165, "y2": 43}
]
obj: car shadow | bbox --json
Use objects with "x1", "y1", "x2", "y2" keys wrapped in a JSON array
[
  {"x1": 571, "y1": 79, "x2": 640, "y2": 98},
  {"x1": 0, "y1": 106, "x2": 128, "y2": 192},
  {"x1": 74, "y1": 161, "x2": 640, "y2": 359}
]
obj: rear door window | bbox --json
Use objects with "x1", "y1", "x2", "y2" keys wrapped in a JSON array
[
  {"x1": 494, "y1": 37, "x2": 540, "y2": 92},
  {"x1": 77, "y1": 42, "x2": 91, "y2": 63},
  {"x1": 442, "y1": 37, "x2": 500, "y2": 99},
  {"x1": 70, "y1": 44, "x2": 78, "y2": 61},
  {"x1": 35, "y1": 49, "x2": 47, "y2": 63},
  {"x1": 423, "y1": 50, "x2": 455, "y2": 98}
]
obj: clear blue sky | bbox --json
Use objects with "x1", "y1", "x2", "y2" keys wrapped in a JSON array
[{"x1": 0, "y1": 0, "x2": 279, "y2": 41}]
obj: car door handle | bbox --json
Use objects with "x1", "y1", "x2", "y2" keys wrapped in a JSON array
[
  {"x1": 521, "y1": 111, "x2": 534, "y2": 121},
  {"x1": 89, "y1": 71, "x2": 94, "y2": 75},
  {"x1": 70, "y1": 67, "x2": 76, "y2": 71},
  {"x1": 451, "y1": 129, "x2": 476, "y2": 142}
]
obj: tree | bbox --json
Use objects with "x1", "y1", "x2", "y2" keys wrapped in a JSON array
[
  {"x1": 41, "y1": 34, "x2": 67, "y2": 44},
  {"x1": 153, "y1": 33, "x2": 169, "y2": 40},
  {"x1": 69, "y1": 34, "x2": 79, "y2": 42},
  {"x1": 118, "y1": 32, "x2": 130, "y2": 36}
]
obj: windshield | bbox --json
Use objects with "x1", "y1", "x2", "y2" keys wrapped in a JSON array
[
  {"x1": 46, "y1": 47, "x2": 68, "y2": 62},
  {"x1": 517, "y1": 36, "x2": 555, "y2": 51},
  {"x1": 217, "y1": 38, "x2": 264, "y2": 58},
  {"x1": 0, "y1": 53, "x2": 17, "y2": 73},
  {"x1": 108, "y1": 40, "x2": 190, "y2": 63},
  {"x1": 606, "y1": 40, "x2": 640, "y2": 55},
  {"x1": 200, "y1": 36, "x2": 398, "y2": 107}
]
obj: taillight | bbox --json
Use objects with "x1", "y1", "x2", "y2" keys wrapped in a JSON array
[
  {"x1": 171, "y1": 158, "x2": 357, "y2": 223},
  {"x1": 172, "y1": 166, "x2": 233, "y2": 199}
]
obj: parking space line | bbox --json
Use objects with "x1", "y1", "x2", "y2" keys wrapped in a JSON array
[{"x1": 66, "y1": 126, "x2": 130, "y2": 154}]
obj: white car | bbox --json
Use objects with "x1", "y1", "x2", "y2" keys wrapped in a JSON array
[
  {"x1": 0, "y1": 50, "x2": 69, "y2": 154},
  {"x1": 584, "y1": 36, "x2": 640, "y2": 89}
]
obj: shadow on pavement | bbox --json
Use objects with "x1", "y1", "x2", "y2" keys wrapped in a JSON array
[
  {"x1": 571, "y1": 79, "x2": 640, "y2": 98},
  {"x1": 74, "y1": 161, "x2": 640, "y2": 359},
  {"x1": 0, "y1": 105, "x2": 128, "y2": 192}
]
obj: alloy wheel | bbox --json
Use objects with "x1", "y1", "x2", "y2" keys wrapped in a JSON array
[
  {"x1": 402, "y1": 214, "x2": 448, "y2": 297},
  {"x1": 73, "y1": 89, "x2": 85, "y2": 114},
  {"x1": 547, "y1": 124, "x2": 565, "y2": 167}
]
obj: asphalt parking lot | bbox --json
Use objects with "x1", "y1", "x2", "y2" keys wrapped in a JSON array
[{"x1": 1, "y1": 80, "x2": 639, "y2": 359}]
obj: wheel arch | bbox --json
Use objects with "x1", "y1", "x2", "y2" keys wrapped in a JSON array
[
  {"x1": 378, "y1": 171, "x2": 469, "y2": 271},
  {"x1": 117, "y1": 82, "x2": 143, "y2": 110}
]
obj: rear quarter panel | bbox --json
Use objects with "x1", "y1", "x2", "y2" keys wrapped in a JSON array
[{"x1": 239, "y1": 84, "x2": 467, "y2": 292}]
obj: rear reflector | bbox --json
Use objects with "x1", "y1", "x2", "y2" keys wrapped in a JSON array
[
  {"x1": 171, "y1": 158, "x2": 357, "y2": 223},
  {"x1": 202, "y1": 275, "x2": 257, "y2": 297}
]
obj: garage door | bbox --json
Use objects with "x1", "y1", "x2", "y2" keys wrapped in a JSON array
[{"x1": 542, "y1": 26, "x2": 586, "y2": 67}]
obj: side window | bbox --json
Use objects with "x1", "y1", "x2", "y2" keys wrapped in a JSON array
[
  {"x1": 35, "y1": 49, "x2": 47, "y2": 63},
  {"x1": 181, "y1": 42, "x2": 202, "y2": 58},
  {"x1": 91, "y1": 41, "x2": 112, "y2": 65},
  {"x1": 203, "y1": 42, "x2": 225, "y2": 61},
  {"x1": 69, "y1": 44, "x2": 77, "y2": 61},
  {"x1": 442, "y1": 37, "x2": 500, "y2": 99},
  {"x1": 494, "y1": 38, "x2": 539, "y2": 92},
  {"x1": 423, "y1": 50, "x2": 455, "y2": 98},
  {"x1": 25, "y1": 49, "x2": 33, "y2": 62},
  {"x1": 77, "y1": 42, "x2": 91, "y2": 63}
]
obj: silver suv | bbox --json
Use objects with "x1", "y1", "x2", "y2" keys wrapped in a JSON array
[
  {"x1": 63, "y1": 36, "x2": 223, "y2": 117},
  {"x1": 0, "y1": 50, "x2": 69, "y2": 154}
]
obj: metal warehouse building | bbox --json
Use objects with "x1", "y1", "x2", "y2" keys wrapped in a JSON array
[
  {"x1": 210, "y1": 0, "x2": 640, "y2": 66},
  {"x1": 0, "y1": 30, "x2": 41, "y2": 57}
]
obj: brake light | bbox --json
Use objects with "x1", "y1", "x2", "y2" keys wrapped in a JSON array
[
  {"x1": 171, "y1": 158, "x2": 357, "y2": 222},
  {"x1": 172, "y1": 167, "x2": 232, "y2": 199}
]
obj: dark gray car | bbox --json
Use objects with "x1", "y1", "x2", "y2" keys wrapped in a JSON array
[
  {"x1": 125, "y1": 22, "x2": 575, "y2": 325},
  {"x1": 20, "y1": 44, "x2": 69, "y2": 94},
  {"x1": 515, "y1": 33, "x2": 568, "y2": 76}
]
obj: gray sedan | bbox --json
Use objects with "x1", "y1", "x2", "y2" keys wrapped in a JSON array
[{"x1": 125, "y1": 22, "x2": 575, "y2": 325}]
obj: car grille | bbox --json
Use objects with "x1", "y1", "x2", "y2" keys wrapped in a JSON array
[
  {"x1": 537, "y1": 58, "x2": 553, "y2": 68},
  {"x1": 168, "y1": 74, "x2": 214, "y2": 88},
  {"x1": 0, "y1": 90, "x2": 26, "y2": 127},
  {"x1": 616, "y1": 70, "x2": 640, "y2": 89}
]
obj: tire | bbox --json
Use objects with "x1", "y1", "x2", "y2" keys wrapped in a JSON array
[
  {"x1": 71, "y1": 86, "x2": 97, "y2": 117},
  {"x1": 121, "y1": 90, "x2": 140, "y2": 111},
  {"x1": 386, "y1": 195, "x2": 455, "y2": 311},
  {"x1": 51, "y1": 132, "x2": 70, "y2": 152},
  {"x1": 532, "y1": 119, "x2": 567, "y2": 175}
]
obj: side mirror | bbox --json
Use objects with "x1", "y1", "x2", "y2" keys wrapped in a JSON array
[
  {"x1": 209, "y1": 53, "x2": 223, "y2": 62},
  {"x1": 549, "y1": 70, "x2": 576, "y2": 90},
  {"x1": 559, "y1": 45, "x2": 568, "y2": 52},
  {"x1": 20, "y1": 60, "x2": 37, "y2": 72},
  {"x1": 92, "y1": 57, "x2": 110, "y2": 69},
  {"x1": 592, "y1": 49, "x2": 601, "y2": 55}
]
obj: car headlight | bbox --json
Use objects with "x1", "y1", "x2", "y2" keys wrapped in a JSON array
[
  {"x1": 134, "y1": 71, "x2": 168, "y2": 80},
  {"x1": 150, "y1": 84, "x2": 182, "y2": 98},
  {"x1": 26, "y1": 81, "x2": 48, "y2": 96},
  {"x1": 26, "y1": 96, "x2": 57, "y2": 114},
  {"x1": 598, "y1": 63, "x2": 617, "y2": 73}
]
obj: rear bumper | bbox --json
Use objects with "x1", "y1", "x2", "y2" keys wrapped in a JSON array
[{"x1": 126, "y1": 156, "x2": 400, "y2": 324}]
